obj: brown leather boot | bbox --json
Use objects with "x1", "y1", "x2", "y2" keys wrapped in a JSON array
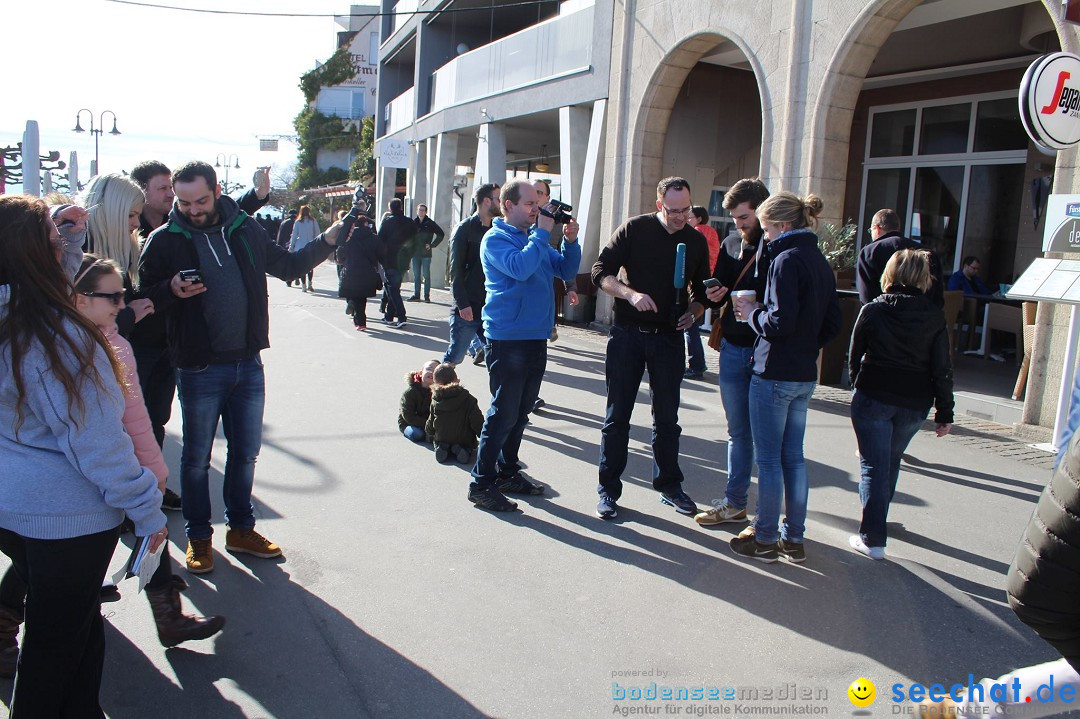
[
  {"x1": 145, "y1": 586, "x2": 225, "y2": 648},
  {"x1": 0, "y1": 605, "x2": 23, "y2": 678}
]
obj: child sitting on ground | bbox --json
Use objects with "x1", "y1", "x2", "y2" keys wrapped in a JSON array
[
  {"x1": 399, "y1": 359, "x2": 439, "y2": 443},
  {"x1": 426, "y1": 363, "x2": 484, "y2": 464}
]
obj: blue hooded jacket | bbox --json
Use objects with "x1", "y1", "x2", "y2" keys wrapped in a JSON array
[{"x1": 480, "y1": 217, "x2": 581, "y2": 341}]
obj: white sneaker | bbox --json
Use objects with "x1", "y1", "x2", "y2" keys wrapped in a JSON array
[
  {"x1": 849, "y1": 534, "x2": 885, "y2": 560},
  {"x1": 694, "y1": 498, "x2": 748, "y2": 526}
]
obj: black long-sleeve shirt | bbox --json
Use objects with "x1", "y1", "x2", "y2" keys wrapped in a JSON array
[{"x1": 591, "y1": 214, "x2": 709, "y2": 329}]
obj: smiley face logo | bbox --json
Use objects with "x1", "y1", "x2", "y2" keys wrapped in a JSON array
[{"x1": 848, "y1": 677, "x2": 876, "y2": 707}]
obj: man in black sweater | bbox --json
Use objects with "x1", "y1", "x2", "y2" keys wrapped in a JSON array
[
  {"x1": 856, "y1": 208, "x2": 944, "y2": 307},
  {"x1": 591, "y1": 177, "x2": 709, "y2": 520}
]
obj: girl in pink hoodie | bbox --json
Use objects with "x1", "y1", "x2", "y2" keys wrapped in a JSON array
[{"x1": 74, "y1": 255, "x2": 169, "y2": 487}]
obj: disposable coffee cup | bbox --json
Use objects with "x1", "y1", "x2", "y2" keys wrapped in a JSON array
[{"x1": 731, "y1": 290, "x2": 756, "y2": 322}]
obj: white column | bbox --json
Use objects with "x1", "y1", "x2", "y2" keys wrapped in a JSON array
[
  {"x1": 22, "y1": 121, "x2": 40, "y2": 197},
  {"x1": 558, "y1": 105, "x2": 591, "y2": 208},
  {"x1": 575, "y1": 99, "x2": 607, "y2": 278},
  {"x1": 374, "y1": 161, "x2": 396, "y2": 231},
  {"x1": 474, "y1": 122, "x2": 506, "y2": 187},
  {"x1": 429, "y1": 132, "x2": 459, "y2": 289},
  {"x1": 406, "y1": 140, "x2": 427, "y2": 214}
]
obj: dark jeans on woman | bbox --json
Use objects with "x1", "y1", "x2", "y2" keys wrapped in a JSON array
[
  {"x1": 0, "y1": 525, "x2": 120, "y2": 719},
  {"x1": 850, "y1": 390, "x2": 928, "y2": 548},
  {"x1": 597, "y1": 325, "x2": 686, "y2": 500},
  {"x1": 349, "y1": 296, "x2": 368, "y2": 327}
]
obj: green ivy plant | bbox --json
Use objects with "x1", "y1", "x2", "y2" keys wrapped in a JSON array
[
  {"x1": 299, "y1": 47, "x2": 356, "y2": 103},
  {"x1": 817, "y1": 222, "x2": 857, "y2": 272}
]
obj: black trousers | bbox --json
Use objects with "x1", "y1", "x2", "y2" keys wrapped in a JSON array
[
  {"x1": 131, "y1": 341, "x2": 176, "y2": 449},
  {"x1": 0, "y1": 525, "x2": 120, "y2": 719}
]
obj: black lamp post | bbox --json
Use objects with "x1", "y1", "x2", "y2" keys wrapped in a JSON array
[
  {"x1": 214, "y1": 153, "x2": 241, "y2": 194},
  {"x1": 73, "y1": 109, "x2": 121, "y2": 177}
]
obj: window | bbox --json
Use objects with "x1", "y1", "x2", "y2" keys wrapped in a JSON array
[{"x1": 859, "y1": 92, "x2": 1027, "y2": 281}]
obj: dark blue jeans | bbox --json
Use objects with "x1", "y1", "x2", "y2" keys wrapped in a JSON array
[
  {"x1": 850, "y1": 390, "x2": 928, "y2": 548},
  {"x1": 597, "y1": 325, "x2": 685, "y2": 500},
  {"x1": 717, "y1": 341, "x2": 756, "y2": 508},
  {"x1": 442, "y1": 309, "x2": 485, "y2": 365},
  {"x1": 470, "y1": 339, "x2": 547, "y2": 491},
  {"x1": 176, "y1": 357, "x2": 265, "y2": 540},
  {"x1": 685, "y1": 323, "x2": 705, "y2": 373},
  {"x1": 383, "y1": 268, "x2": 406, "y2": 322},
  {"x1": 410, "y1": 256, "x2": 431, "y2": 300}
]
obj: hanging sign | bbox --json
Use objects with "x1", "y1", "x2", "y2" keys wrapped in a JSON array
[{"x1": 1019, "y1": 52, "x2": 1080, "y2": 151}]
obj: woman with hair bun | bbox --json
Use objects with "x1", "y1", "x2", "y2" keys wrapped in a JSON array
[{"x1": 729, "y1": 191, "x2": 841, "y2": 564}]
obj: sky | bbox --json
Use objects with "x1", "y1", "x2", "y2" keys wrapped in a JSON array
[{"x1": 2, "y1": 0, "x2": 358, "y2": 197}]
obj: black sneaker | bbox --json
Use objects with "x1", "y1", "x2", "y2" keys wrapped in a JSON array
[
  {"x1": 473, "y1": 347, "x2": 486, "y2": 366},
  {"x1": 531, "y1": 397, "x2": 546, "y2": 412},
  {"x1": 659, "y1": 490, "x2": 698, "y2": 515},
  {"x1": 496, "y1": 473, "x2": 545, "y2": 496},
  {"x1": 596, "y1": 494, "x2": 619, "y2": 519},
  {"x1": 778, "y1": 538, "x2": 806, "y2": 564},
  {"x1": 435, "y1": 445, "x2": 450, "y2": 463},
  {"x1": 729, "y1": 534, "x2": 780, "y2": 563},
  {"x1": 162, "y1": 488, "x2": 182, "y2": 511},
  {"x1": 468, "y1": 487, "x2": 518, "y2": 512}
]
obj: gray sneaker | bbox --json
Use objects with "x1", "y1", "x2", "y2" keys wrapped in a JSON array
[{"x1": 694, "y1": 498, "x2": 748, "y2": 526}]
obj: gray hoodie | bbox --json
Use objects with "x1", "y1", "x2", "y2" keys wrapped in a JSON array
[{"x1": 0, "y1": 291, "x2": 166, "y2": 539}]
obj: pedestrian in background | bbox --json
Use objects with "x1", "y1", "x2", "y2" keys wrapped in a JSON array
[{"x1": 290, "y1": 205, "x2": 321, "y2": 292}]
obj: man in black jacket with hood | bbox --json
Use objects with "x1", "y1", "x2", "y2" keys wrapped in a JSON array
[
  {"x1": 139, "y1": 161, "x2": 338, "y2": 575},
  {"x1": 377, "y1": 198, "x2": 417, "y2": 328}
]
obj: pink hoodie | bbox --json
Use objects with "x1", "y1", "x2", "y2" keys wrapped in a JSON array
[{"x1": 105, "y1": 326, "x2": 169, "y2": 485}]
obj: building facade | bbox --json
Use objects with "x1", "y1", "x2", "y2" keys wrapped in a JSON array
[{"x1": 375, "y1": 0, "x2": 1080, "y2": 434}]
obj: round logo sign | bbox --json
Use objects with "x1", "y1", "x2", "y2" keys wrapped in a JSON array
[{"x1": 1020, "y1": 52, "x2": 1080, "y2": 151}]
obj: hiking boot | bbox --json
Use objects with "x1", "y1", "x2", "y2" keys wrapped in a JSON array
[
  {"x1": 694, "y1": 498, "x2": 748, "y2": 526},
  {"x1": 145, "y1": 584, "x2": 226, "y2": 647},
  {"x1": 849, "y1": 535, "x2": 885, "y2": 560},
  {"x1": 435, "y1": 444, "x2": 450, "y2": 463},
  {"x1": 185, "y1": 538, "x2": 214, "y2": 574},
  {"x1": 596, "y1": 494, "x2": 619, "y2": 519},
  {"x1": 659, "y1": 490, "x2": 698, "y2": 515},
  {"x1": 225, "y1": 529, "x2": 282, "y2": 558},
  {"x1": 778, "y1": 538, "x2": 806, "y2": 564},
  {"x1": 496, "y1": 473, "x2": 545, "y2": 496},
  {"x1": 468, "y1": 487, "x2": 518, "y2": 512},
  {"x1": 162, "y1": 487, "x2": 182, "y2": 511},
  {"x1": 0, "y1": 605, "x2": 23, "y2": 679},
  {"x1": 729, "y1": 533, "x2": 779, "y2": 563}
]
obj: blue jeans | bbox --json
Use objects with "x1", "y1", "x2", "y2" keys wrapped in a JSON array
[
  {"x1": 383, "y1": 268, "x2": 406, "y2": 322},
  {"x1": 410, "y1": 256, "x2": 432, "y2": 300},
  {"x1": 176, "y1": 357, "x2": 265, "y2": 540},
  {"x1": 442, "y1": 309, "x2": 485, "y2": 365},
  {"x1": 685, "y1": 323, "x2": 705, "y2": 373},
  {"x1": 597, "y1": 325, "x2": 685, "y2": 500},
  {"x1": 749, "y1": 376, "x2": 815, "y2": 544},
  {"x1": 470, "y1": 340, "x2": 547, "y2": 491},
  {"x1": 850, "y1": 390, "x2": 927, "y2": 548},
  {"x1": 403, "y1": 425, "x2": 426, "y2": 442},
  {"x1": 717, "y1": 341, "x2": 756, "y2": 509}
]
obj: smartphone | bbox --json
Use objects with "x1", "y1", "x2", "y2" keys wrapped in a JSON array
[
  {"x1": 179, "y1": 269, "x2": 203, "y2": 284},
  {"x1": 703, "y1": 278, "x2": 721, "y2": 289}
]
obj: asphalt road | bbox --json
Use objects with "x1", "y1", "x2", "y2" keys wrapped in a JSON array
[{"x1": 0, "y1": 264, "x2": 1064, "y2": 718}]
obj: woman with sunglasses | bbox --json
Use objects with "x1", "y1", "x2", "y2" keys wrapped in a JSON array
[{"x1": 0, "y1": 195, "x2": 167, "y2": 716}]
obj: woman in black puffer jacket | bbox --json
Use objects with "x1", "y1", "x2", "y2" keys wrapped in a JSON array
[{"x1": 847, "y1": 249, "x2": 953, "y2": 560}]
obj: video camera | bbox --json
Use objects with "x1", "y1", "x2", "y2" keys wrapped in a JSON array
[{"x1": 539, "y1": 198, "x2": 573, "y2": 225}]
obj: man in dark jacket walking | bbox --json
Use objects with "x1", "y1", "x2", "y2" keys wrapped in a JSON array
[
  {"x1": 139, "y1": 161, "x2": 338, "y2": 575},
  {"x1": 377, "y1": 198, "x2": 417, "y2": 328},
  {"x1": 407, "y1": 204, "x2": 445, "y2": 302},
  {"x1": 856, "y1": 208, "x2": 944, "y2": 307},
  {"x1": 442, "y1": 183, "x2": 501, "y2": 364}
]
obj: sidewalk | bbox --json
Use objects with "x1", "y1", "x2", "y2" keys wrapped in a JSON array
[{"x1": 0, "y1": 266, "x2": 1059, "y2": 718}]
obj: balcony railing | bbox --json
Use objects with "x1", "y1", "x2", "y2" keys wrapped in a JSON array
[
  {"x1": 429, "y1": 3, "x2": 593, "y2": 114},
  {"x1": 384, "y1": 86, "x2": 416, "y2": 136}
]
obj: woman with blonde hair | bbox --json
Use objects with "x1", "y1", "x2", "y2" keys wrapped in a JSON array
[
  {"x1": 80, "y1": 173, "x2": 154, "y2": 335},
  {"x1": 290, "y1": 204, "x2": 321, "y2": 291},
  {"x1": 847, "y1": 249, "x2": 953, "y2": 560},
  {"x1": 729, "y1": 191, "x2": 840, "y2": 564}
]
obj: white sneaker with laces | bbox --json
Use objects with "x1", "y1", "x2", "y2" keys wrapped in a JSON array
[
  {"x1": 694, "y1": 498, "x2": 748, "y2": 526},
  {"x1": 849, "y1": 534, "x2": 885, "y2": 560}
]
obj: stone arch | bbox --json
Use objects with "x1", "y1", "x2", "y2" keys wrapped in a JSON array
[{"x1": 629, "y1": 30, "x2": 770, "y2": 212}]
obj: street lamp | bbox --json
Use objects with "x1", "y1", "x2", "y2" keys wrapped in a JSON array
[
  {"x1": 214, "y1": 153, "x2": 241, "y2": 194},
  {"x1": 72, "y1": 109, "x2": 121, "y2": 177}
]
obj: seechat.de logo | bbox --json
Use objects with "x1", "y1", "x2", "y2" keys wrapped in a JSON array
[{"x1": 1066, "y1": 203, "x2": 1080, "y2": 218}]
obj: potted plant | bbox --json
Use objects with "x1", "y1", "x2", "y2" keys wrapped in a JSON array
[{"x1": 818, "y1": 222, "x2": 857, "y2": 287}]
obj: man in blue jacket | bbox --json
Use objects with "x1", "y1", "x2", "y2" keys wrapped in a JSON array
[{"x1": 467, "y1": 178, "x2": 581, "y2": 512}]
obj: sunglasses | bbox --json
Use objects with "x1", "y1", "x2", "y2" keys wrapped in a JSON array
[{"x1": 79, "y1": 291, "x2": 125, "y2": 306}]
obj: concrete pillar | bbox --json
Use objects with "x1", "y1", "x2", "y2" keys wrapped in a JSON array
[
  {"x1": 374, "y1": 161, "x2": 396, "y2": 231},
  {"x1": 406, "y1": 139, "x2": 427, "y2": 215},
  {"x1": 558, "y1": 105, "x2": 591, "y2": 208},
  {"x1": 575, "y1": 100, "x2": 607, "y2": 274},
  {"x1": 429, "y1": 132, "x2": 459, "y2": 288},
  {"x1": 474, "y1": 122, "x2": 506, "y2": 187},
  {"x1": 22, "y1": 121, "x2": 40, "y2": 197}
]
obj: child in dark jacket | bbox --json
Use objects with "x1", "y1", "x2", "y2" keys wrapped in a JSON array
[
  {"x1": 399, "y1": 360, "x2": 439, "y2": 442},
  {"x1": 426, "y1": 363, "x2": 484, "y2": 464}
]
